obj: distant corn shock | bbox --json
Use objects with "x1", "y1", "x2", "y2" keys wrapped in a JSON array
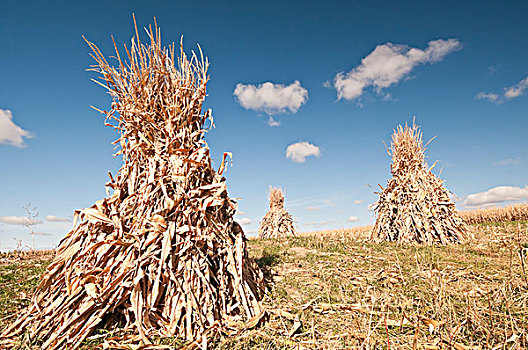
[{"x1": 258, "y1": 187, "x2": 296, "y2": 239}]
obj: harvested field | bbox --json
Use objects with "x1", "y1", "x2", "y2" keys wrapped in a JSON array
[{"x1": 1, "y1": 222, "x2": 527, "y2": 349}]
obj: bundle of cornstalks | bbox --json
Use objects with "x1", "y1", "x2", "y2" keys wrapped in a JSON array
[
  {"x1": 1, "y1": 21, "x2": 265, "y2": 349},
  {"x1": 258, "y1": 187, "x2": 296, "y2": 239},
  {"x1": 460, "y1": 203, "x2": 528, "y2": 224},
  {"x1": 371, "y1": 122, "x2": 467, "y2": 244}
]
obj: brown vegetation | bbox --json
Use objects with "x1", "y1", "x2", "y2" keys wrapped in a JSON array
[
  {"x1": 0, "y1": 20, "x2": 264, "y2": 349},
  {"x1": 258, "y1": 187, "x2": 296, "y2": 239},
  {"x1": 2, "y1": 222, "x2": 527, "y2": 349},
  {"x1": 372, "y1": 122, "x2": 467, "y2": 244},
  {"x1": 460, "y1": 203, "x2": 528, "y2": 225}
]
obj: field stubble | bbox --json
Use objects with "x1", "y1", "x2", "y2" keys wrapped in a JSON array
[{"x1": 0, "y1": 224, "x2": 527, "y2": 349}]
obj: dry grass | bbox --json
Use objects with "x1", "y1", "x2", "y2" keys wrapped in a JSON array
[
  {"x1": 237, "y1": 222, "x2": 528, "y2": 349},
  {"x1": 2, "y1": 222, "x2": 527, "y2": 349},
  {"x1": 461, "y1": 203, "x2": 528, "y2": 225}
]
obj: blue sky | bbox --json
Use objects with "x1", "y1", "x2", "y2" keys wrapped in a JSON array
[{"x1": 1, "y1": 0, "x2": 528, "y2": 249}]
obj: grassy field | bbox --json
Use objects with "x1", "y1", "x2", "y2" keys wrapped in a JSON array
[{"x1": 1, "y1": 223, "x2": 527, "y2": 349}]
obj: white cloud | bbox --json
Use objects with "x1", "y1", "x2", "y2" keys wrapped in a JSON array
[
  {"x1": 236, "y1": 217, "x2": 252, "y2": 226},
  {"x1": 354, "y1": 200, "x2": 364, "y2": 204},
  {"x1": 464, "y1": 185, "x2": 528, "y2": 207},
  {"x1": 504, "y1": 77, "x2": 528, "y2": 99},
  {"x1": 267, "y1": 116, "x2": 281, "y2": 127},
  {"x1": 476, "y1": 76, "x2": 528, "y2": 103},
  {"x1": 347, "y1": 216, "x2": 360, "y2": 222},
  {"x1": 475, "y1": 92, "x2": 500, "y2": 103},
  {"x1": 0, "y1": 216, "x2": 43, "y2": 225},
  {"x1": 233, "y1": 81, "x2": 308, "y2": 115},
  {"x1": 0, "y1": 109, "x2": 33, "y2": 147},
  {"x1": 45, "y1": 215, "x2": 71, "y2": 223},
  {"x1": 305, "y1": 221, "x2": 329, "y2": 226},
  {"x1": 305, "y1": 206, "x2": 320, "y2": 211},
  {"x1": 33, "y1": 231, "x2": 52, "y2": 236},
  {"x1": 333, "y1": 39, "x2": 461, "y2": 101},
  {"x1": 492, "y1": 157, "x2": 522, "y2": 166},
  {"x1": 286, "y1": 141, "x2": 321, "y2": 163}
]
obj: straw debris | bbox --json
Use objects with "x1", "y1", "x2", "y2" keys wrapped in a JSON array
[
  {"x1": 371, "y1": 122, "x2": 467, "y2": 244},
  {"x1": 1, "y1": 20, "x2": 265, "y2": 349},
  {"x1": 258, "y1": 188, "x2": 296, "y2": 239}
]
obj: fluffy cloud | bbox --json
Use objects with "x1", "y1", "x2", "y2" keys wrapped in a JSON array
[
  {"x1": 333, "y1": 39, "x2": 461, "y2": 101},
  {"x1": 464, "y1": 185, "x2": 528, "y2": 207},
  {"x1": 267, "y1": 116, "x2": 281, "y2": 127},
  {"x1": 305, "y1": 206, "x2": 320, "y2": 211},
  {"x1": 45, "y1": 215, "x2": 72, "y2": 223},
  {"x1": 476, "y1": 76, "x2": 528, "y2": 103},
  {"x1": 347, "y1": 216, "x2": 360, "y2": 222},
  {"x1": 33, "y1": 231, "x2": 52, "y2": 236},
  {"x1": 354, "y1": 200, "x2": 364, "y2": 204},
  {"x1": 236, "y1": 217, "x2": 252, "y2": 226},
  {"x1": 0, "y1": 216, "x2": 43, "y2": 225},
  {"x1": 492, "y1": 157, "x2": 522, "y2": 166},
  {"x1": 0, "y1": 109, "x2": 33, "y2": 147},
  {"x1": 505, "y1": 77, "x2": 528, "y2": 99},
  {"x1": 286, "y1": 141, "x2": 321, "y2": 163},
  {"x1": 234, "y1": 81, "x2": 308, "y2": 116},
  {"x1": 305, "y1": 221, "x2": 329, "y2": 226},
  {"x1": 475, "y1": 92, "x2": 500, "y2": 103}
]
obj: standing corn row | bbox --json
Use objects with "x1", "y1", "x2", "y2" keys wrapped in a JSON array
[
  {"x1": 371, "y1": 122, "x2": 467, "y2": 244},
  {"x1": 1, "y1": 21, "x2": 265, "y2": 349},
  {"x1": 258, "y1": 187, "x2": 296, "y2": 239},
  {"x1": 460, "y1": 203, "x2": 528, "y2": 224}
]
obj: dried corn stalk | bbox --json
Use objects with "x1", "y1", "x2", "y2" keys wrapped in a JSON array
[
  {"x1": 371, "y1": 122, "x2": 467, "y2": 244},
  {"x1": 258, "y1": 187, "x2": 296, "y2": 238},
  {"x1": 460, "y1": 203, "x2": 528, "y2": 224},
  {"x1": 1, "y1": 21, "x2": 265, "y2": 349}
]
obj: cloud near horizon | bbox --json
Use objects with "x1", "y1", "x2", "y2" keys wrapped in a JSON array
[
  {"x1": 233, "y1": 81, "x2": 308, "y2": 119},
  {"x1": 33, "y1": 231, "x2": 52, "y2": 236},
  {"x1": 305, "y1": 206, "x2": 320, "y2": 211},
  {"x1": 0, "y1": 216, "x2": 43, "y2": 225},
  {"x1": 333, "y1": 38, "x2": 461, "y2": 101},
  {"x1": 347, "y1": 216, "x2": 360, "y2": 222},
  {"x1": 464, "y1": 185, "x2": 528, "y2": 207},
  {"x1": 476, "y1": 76, "x2": 528, "y2": 103},
  {"x1": 305, "y1": 221, "x2": 329, "y2": 227},
  {"x1": 0, "y1": 109, "x2": 33, "y2": 147},
  {"x1": 45, "y1": 215, "x2": 72, "y2": 223},
  {"x1": 235, "y1": 217, "x2": 252, "y2": 226},
  {"x1": 286, "y1": 141, "x2": 321, "y2": 163}
]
